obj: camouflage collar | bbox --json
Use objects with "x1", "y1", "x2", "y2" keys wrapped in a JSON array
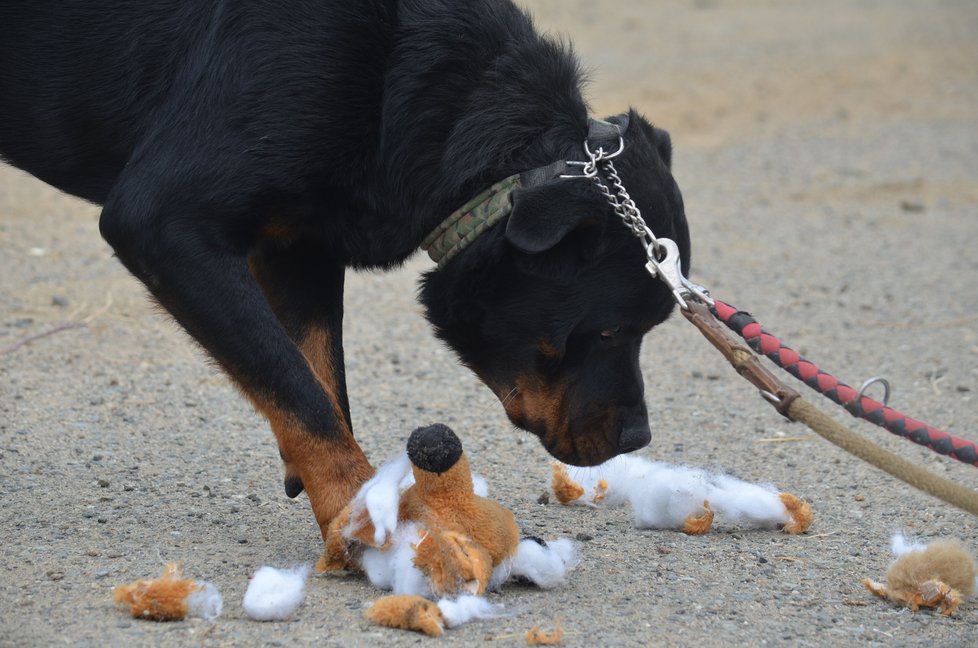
[
  {"x1": 421, "y1": 173, "x2": 522, "y2": 268},
  {"x1": 421, "y1": 117, "x2": 628, "y2": 268}
]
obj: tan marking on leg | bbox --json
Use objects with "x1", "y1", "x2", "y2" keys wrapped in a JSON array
[{"x1": 247, "y1": 393, "x2": 373, "y2": 541}]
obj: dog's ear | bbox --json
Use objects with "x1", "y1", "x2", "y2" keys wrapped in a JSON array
[{"x1": 505, "y1": 180, "x2": 605, "y2": 254}]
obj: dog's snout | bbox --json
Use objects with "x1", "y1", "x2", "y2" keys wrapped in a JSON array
[{"x1": 618, "y1": 421, "x2": 651, "y2": 453}]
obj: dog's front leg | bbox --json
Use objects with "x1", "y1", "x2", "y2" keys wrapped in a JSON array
[
  {"x1": 99, "y1": 196, "x2": 373, "y2": 541},
  {"x1": 248, "y1": 245, "x2": 374, "y2": 512}
]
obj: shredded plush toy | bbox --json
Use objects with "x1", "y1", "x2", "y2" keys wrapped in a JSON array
[
  {"x1": 862, "y1": 532, "x2": 978, "y2": 616},
  {"x1": 551, "y1": 456, "x2": 812, "y2": 535},
  {"x1": 112, "y1": 563, "x2": 222, "y2": 621},
  {"x1": 317, "y1": 423, "x2": 578, "y2": 636}
]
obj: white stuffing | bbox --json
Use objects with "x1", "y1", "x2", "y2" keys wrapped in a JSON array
[
  {"x1": 242, "y1": 565, "x2": 311, "y2": 621},
  {"x1": 186, "y1": 581, "x2": 223, "y2": 620},
  {"x1": 436, "y1": 595, "x2": 505, "y2": 627},
  {"x1": 360, "y1": 521, "x2": 432, "y2": 597},
  {"x1": 471, "y1": 472, "x2": 489, "y2": 498},
  {"x1": 890, "y1": 531, "x2": 927, "y2": 556},
  {"x1": 510, "y1": 538, "x2": 580, "y2": 589},
  {"x1": 354, "y1": 453, "x2": 413, "y2": 546},
  {"x1": 558, "y1": 455, "x2": 793, "y2": 530}
]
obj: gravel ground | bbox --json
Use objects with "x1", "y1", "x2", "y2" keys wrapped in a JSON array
[{"x1": 1, "y1": 1, "x2": 977, "y2": 646}]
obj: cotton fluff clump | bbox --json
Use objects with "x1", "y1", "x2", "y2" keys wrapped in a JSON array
[
  {"x1": 891, "y1": 531, "x2": 928, "y2": 556},
  {"x1": 436, "y1": 595, "x2": 505, "y2": 627},
  {"x1": 507, "y1": 538, "x2": 580, "y2": 589},
  {"x1": 556, "y1": 455, "x2": 806, "y2": 531},
  {"x1": 360, "y1": 521, "x2": 432, "y2": 597},
  {"x1": 186, "y1": 581, "x2": 223, "y2": 620},
  {"x1": 243, "y1": 565, "x2": 312, "y2": 621}
]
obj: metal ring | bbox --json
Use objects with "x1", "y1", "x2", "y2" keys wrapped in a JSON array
[
  {"x1": 584, "y1": 135, "x2": 624, "y2": 161},
  {"x1": 855, "y1": 376, "x2": 891, "y2": 406}
]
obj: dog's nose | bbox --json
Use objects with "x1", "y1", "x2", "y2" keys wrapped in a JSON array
[{"x1": 618, "y1": 421, "x2": 651, "y2": 453}]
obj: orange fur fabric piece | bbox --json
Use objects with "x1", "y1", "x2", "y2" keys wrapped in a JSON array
[
  {"x1": 778, "y1": 493, "x2": 813, "y2": 535},
  {"x1": 113, "y1": 563, "x2": 199, "y2": 621},
  {"x1": 366, "y1": 595, "x2": 445, "y2": 637},
  {"x1": 551, "y1": 463, "x2": 585, "y2": 504},
  {"x1": 863, "y1": 538, "x2": 977, "y2": 616},
  {"x1": 681, "y1": 501, "x2": 714, "y2": 535},
  {"x1": 525, "y1": 620, "x2": 564, "y2": 645}
]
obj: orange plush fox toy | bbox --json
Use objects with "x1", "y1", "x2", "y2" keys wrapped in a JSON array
[
  {"x1": 318, "y1": 423, "x2": 519, "y2": 594},
  {"x1": 317, "y1": 424, "x2": 561, "y2": 636}
]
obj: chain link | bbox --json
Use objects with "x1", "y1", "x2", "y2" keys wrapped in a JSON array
[{"x1": 585, "y1": 152, "x2": 663, "y2": 260}]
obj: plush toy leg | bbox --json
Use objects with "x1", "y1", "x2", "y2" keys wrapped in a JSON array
[
  {"x1": 681, "y1": 500, "x2": 714, "y2": 535},
  {"x1": 317, "y1": 504, "x2": 357, "y2": 572},
  {"x1": 863, "y1": 577, "x2": 962, "y2": 615},
  {"x1": 778, "y1": 493, "x2": 813, "y2": 534},
  {"x1": 414, "y1": 530, "x2": 494, "y2": 596},
  {"x1": 551, "y1": 464, "x2": 585, "y2": 504},
  {"x1": 366, "y1": 595, "x2": 445, "y2": 636},
  {"x1": 862, "y1": 578, "x2": 889, "y2": 600}
]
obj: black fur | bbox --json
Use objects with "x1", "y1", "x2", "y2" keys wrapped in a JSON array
[{"x1": 0, "y1": 0, "x2": 689, "y2": 485}]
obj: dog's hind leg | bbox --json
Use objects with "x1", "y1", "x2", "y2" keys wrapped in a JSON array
[
  {"x1": 248, "y1": 244, "x2": 361, "y2": 501},
  {"x1": 98, "y1": 180, "x2": 374, "y2": 541}
]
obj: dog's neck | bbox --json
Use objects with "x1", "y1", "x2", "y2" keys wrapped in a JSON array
[{"x1": 365, "y1": 1, "x2": 590, "y2": 255}]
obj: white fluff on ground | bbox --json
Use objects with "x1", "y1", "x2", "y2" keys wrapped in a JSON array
[{"x1": 242, "y1": 565, "x2": 311, "y2": 621}]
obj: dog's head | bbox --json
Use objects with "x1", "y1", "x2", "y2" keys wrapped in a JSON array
[{"x1": 421, "y1": 111, "x2": 689, "y2": 466}]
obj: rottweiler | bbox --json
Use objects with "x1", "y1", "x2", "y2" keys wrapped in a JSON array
[{"x1": 0, "y1": 0, "x2": 690, "y2": 542}]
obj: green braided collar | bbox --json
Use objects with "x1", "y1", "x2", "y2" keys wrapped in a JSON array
[
  {"x1": 420, "y1": 116, "x2": 626, "y2": 268},
  {"x1": 420, "y1": 173, "x2": 522, "y2": 268}
]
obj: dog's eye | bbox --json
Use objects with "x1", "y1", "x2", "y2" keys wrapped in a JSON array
[{"x1": 599, "y1": 326, "x2": 620, "y2": 341}]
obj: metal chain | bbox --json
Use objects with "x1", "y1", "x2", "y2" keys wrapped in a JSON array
[
  {"x1": 585, "y1": 153, "x2": 664, "y2": 260},
  {"x1": 571, "y1": 140, "x2": 712, "y2": 309}
]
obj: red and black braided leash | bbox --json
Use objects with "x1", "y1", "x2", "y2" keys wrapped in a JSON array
[{"x1": 711, "y1": 300, "x2": 978, "y2": 468}]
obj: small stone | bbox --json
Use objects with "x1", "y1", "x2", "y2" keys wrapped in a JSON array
[
  {"x1": 47, "y1": 570, "x2": 65, "y2": 581},
  {"x1": 900, "y1": 200, "x2": 925, "y2": 212},
  {"x1": 237, "y1": 537, "x2": 248, "y2": 544},
  {"x1": 51, "y1": 296, "x2": 69, "y2": 307},
  {"x1": 854, "y1": 494, "x2": 865, "y2": 502},
  {"x1": 536, "y1": 492, "x2": 550, "y2": 505},
  {"x1": 86, "y1": 548, "x2": 99, "y2": 557},
  {"x1": 98, "y1": 479, "x2": 110, "y2": 488},
  {"x1": 575, "y1": 533, "x2": 593, "y2": 542}
]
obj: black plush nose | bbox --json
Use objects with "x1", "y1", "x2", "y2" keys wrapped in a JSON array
[
  {"x1": 407, "y1": 423, "x2": 463, "y2": 474},
  {"x1": 618, "y1": 417, "x2": 651, "y2": 453}
]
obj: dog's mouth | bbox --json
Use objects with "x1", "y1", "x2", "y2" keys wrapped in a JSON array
[{"x1": 494, "y1": 379, "x2": 628, "y2": 466}]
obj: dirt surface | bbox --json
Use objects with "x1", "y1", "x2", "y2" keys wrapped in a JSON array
[{"x1": 2, "y1": 1, "x2": 977, "y2": 646}]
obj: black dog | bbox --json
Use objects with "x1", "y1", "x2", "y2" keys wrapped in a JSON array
[{"x1": 0, "y1": 0, "x2": 689, "y2": 540}]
